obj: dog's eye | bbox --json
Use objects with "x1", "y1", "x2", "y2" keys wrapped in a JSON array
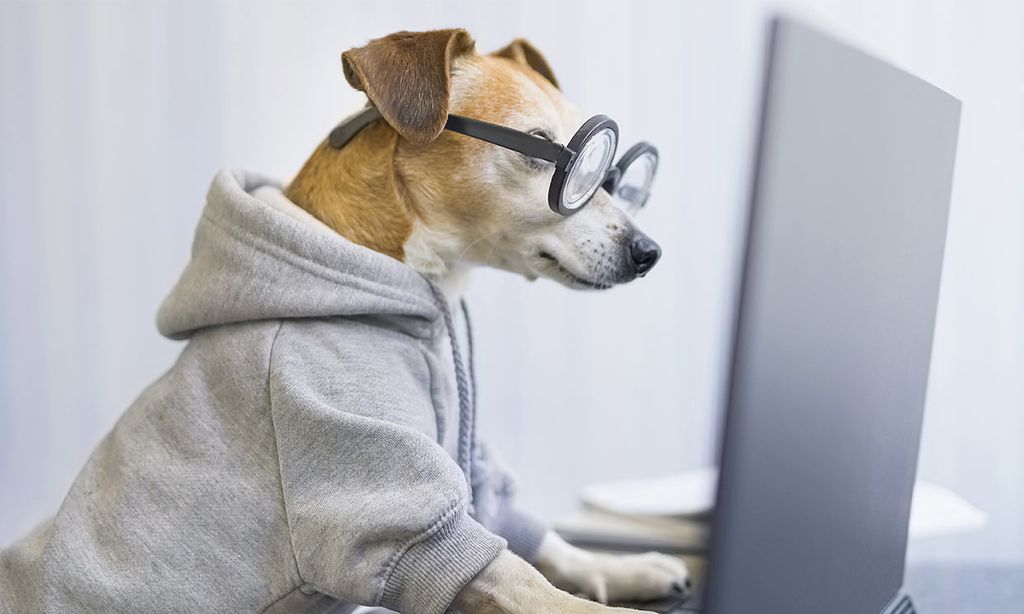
[{"x1": 520, "y1": 129, "x2": 556, "y2": 171}]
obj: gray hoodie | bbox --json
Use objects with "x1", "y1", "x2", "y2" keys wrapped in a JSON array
[{"x1": 0, "y1": 170, "x2": 546, "y2": 614}]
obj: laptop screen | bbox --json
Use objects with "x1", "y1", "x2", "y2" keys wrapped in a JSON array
[{"x1": 703, "y1": 18, "x2": 960, "y2": 614}]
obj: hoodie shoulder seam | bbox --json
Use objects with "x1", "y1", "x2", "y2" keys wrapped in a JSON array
[
  {"x1": 264, "y1": 320, "x2": 306, "y2": 587},
  {"x1": 419, "y1": 345, "x2": 447, "y2": 445}
]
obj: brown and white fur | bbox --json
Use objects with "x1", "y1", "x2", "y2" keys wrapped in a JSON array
[{"x1": 285, "y1": 29, "x2": 683, "y2": 614}]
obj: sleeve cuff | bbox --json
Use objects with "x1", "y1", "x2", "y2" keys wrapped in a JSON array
[
  {"x1": 492, "y1": 507, "x2": 548, "y2": 564},
  {"x1": 380, "y1": 508, "x2": 506, "y2": 614}
]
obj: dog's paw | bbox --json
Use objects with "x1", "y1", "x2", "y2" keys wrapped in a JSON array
[
  {"x1": 537, "y1": 534, "x2": 689, "y2": 605},
  {"x1": 563, "y1": 551, "x2": 689, "y2": 604},
  {"x1": 452, "y1": 549, "x2": 658, "y2": 614}
]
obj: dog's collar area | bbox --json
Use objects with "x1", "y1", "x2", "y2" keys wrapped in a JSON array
[{"x1": 327, "y1": 105, "x2": 659, "y2": 218}]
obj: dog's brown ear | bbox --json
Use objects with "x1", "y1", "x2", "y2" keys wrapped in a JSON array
[
  {"x1": 493, "y1": 38, "x2": 559, "y2": 89},
  {"x1": 342, "y1": 29, "x2": 475, "y2": 145}
]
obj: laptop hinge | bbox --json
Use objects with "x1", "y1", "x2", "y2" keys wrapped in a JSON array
[{"x1": 880, "y1": 594, "x2": 916, "y2": 614}]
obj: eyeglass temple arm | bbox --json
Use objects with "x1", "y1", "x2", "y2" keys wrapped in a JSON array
[
  {"x1": 329, "y1": 106, "x2": 383, "y2": 148},
  {"x1": 329, "y1": 106, "x2": 570, "y2": 168},
  {"x1": 445, "y1": 115, "x2": 570, "y2": 167}
]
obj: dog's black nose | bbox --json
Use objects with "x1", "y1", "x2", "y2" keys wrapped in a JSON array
[{"x1": 628, "y1": 232, "x2": 662, "y2": 276}]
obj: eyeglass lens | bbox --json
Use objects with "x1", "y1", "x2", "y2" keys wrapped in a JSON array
[
  {"x1": 563, "y1": 127, "x2": 617, "y2": 210},
  {"x1": 615, "y1": 151, "x2": 657, "y2": 210}
]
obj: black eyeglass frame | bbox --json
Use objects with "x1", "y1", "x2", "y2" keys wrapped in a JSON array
[
  {"x1": 329, "y1": 106, "x2": 656, "y2": 216},
  {"x1": 602, "y1": 142, "x2": 660, "y2": 211}
]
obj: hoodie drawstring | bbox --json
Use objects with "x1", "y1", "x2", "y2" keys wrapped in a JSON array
[{"x1": 428, "y1": 284, "x2": 477, "y2": 514}]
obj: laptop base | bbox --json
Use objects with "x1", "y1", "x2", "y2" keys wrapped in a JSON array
[{"x1": 610, "y1": 591, "x2": 914, "y2": 614}]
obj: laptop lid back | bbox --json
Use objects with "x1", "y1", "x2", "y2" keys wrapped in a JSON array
[{"x1": 703, "y1": 18, "x2": 960, "y2": 614}]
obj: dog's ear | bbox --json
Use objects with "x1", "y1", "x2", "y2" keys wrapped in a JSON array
[
  {"x1": 492, "y1": 38, "x2": 559, "y2": 89},
  {"x1": 342, "y1": 29, "x2": 476, "y2": 145}
]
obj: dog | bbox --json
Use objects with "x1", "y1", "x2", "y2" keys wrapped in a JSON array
[
  {"x1": 0, "y1": 28, "x2": 684, "y2": 614},
  {"x1": 285, "y1": 29, "x2": 684, "y2": 614}
]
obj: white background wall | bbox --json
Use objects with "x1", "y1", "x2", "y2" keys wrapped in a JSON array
[{"x1": 1, "y1": 0, "x2": 1021, "y2": 565}]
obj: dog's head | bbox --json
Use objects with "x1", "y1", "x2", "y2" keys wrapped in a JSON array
[{"x1": 291, "y1": 28, "x2": 660, "y2": 290}]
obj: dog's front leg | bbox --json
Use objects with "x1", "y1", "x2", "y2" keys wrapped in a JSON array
[
  {"x1": 451, "y1": 550, "x2": 654, "y2": 613},
  {"x1": 534, "y1": 532, "x2": 689, "y2": 604}
]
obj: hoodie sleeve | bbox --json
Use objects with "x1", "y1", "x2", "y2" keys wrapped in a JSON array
[
  {"x1": 471, "y1": 441, "x2": 549, "y2": 564},
  {"x1": 268, "y1": 320, "x2": 505, "y2": 614}
]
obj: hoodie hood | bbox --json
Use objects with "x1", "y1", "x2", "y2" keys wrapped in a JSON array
[{"x1": 157, "y1": 170, "x2": 441, "y2": 340}]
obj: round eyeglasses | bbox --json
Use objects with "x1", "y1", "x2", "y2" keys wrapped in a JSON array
[{"x1": 329, "y1": 106, "x2": 658, "y2": 216}]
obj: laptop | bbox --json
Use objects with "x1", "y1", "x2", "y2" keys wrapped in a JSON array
[{"x1": 605, "y1": 16, "x2": 961, "y2": 614}]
